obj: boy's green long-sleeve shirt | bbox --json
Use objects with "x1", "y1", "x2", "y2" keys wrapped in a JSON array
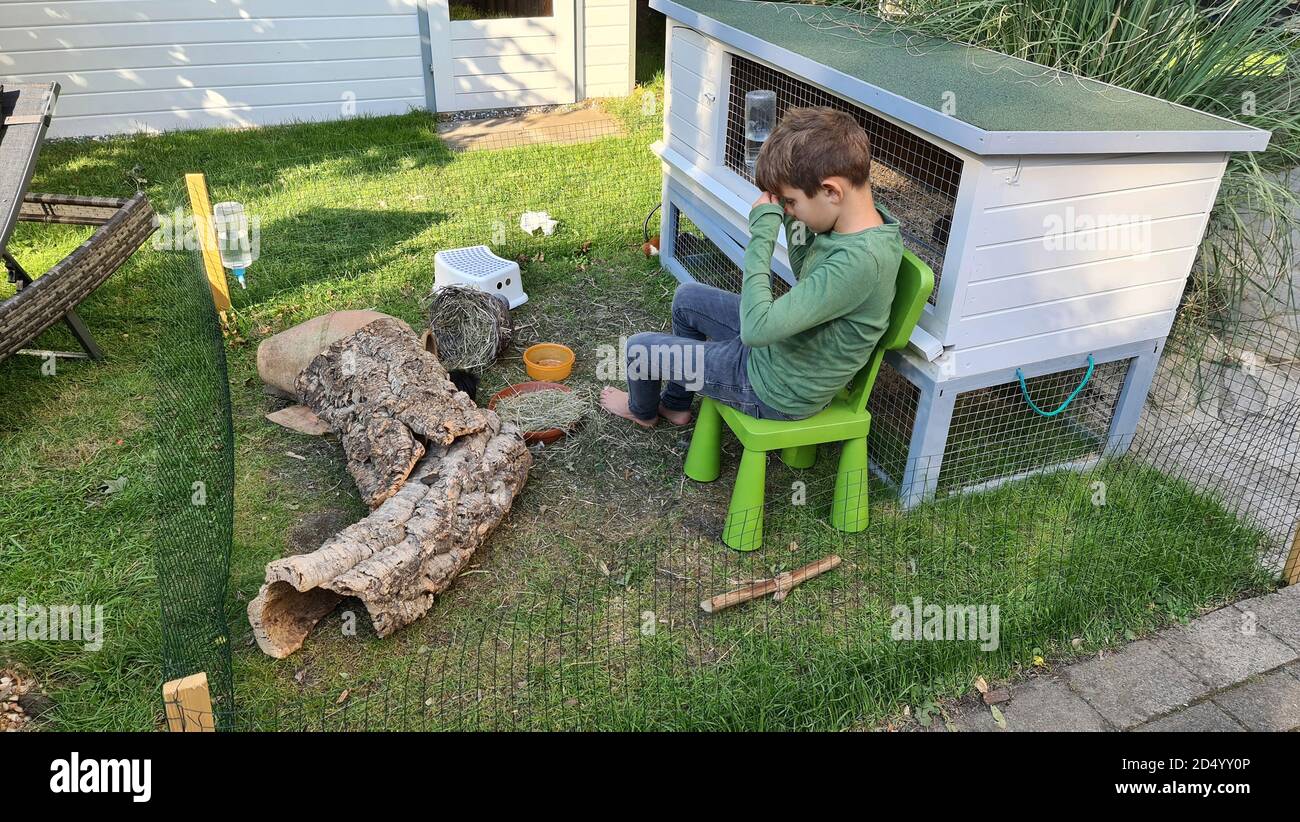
[{"x1": 740, "y1": 202, "x2": 902, "y2": 417}]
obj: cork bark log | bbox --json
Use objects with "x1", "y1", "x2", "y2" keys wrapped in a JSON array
[
  {"x1": 296, "y1": 317, "x2": 490, "y2": 509},
  {"x1": 247, "y1": 316, "x2": 532, "y2": 659},
  {"x1": 257, "y1": 310, "x2": 390, "y2": 398},
  {"x1": 248, "y1": 413, "x2": 532, "y2": 658}
]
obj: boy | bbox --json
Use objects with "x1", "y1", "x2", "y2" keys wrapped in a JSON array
[{"x1": 600, "y1": 107, "x2": 902, "y2": 427}]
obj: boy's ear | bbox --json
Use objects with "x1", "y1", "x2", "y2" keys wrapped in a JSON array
[{"x1": 821, "y1": 178, "x2": 844, "y2": 204}]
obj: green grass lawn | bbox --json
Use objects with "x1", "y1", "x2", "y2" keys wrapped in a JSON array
[{"x1": 0, "y1": 69, "x2": 1279, "y2": 730}]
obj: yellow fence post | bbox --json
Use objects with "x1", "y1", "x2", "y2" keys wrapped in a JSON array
[
  {"x1": 163, "y1": 672, "x2": 216, "y2": 732},
  {"x1": 184, "y1": 173, "x2": 232, "y2": 319},
  {"x1": 1284, "y1": 524, "x2": 1300, "y2": 587}
]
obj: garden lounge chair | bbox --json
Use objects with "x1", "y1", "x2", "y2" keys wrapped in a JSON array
[
  {"x1": 0, "y1": 82, "x2": 155, "y2": 363},
  {"x1": 684, "y1": 250, "x2": 935, "y2": 550}
]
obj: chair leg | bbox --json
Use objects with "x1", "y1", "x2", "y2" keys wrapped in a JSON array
[
  {"x1": 723, "y1": 447, "x2": 766, "y2": 551},
  {"x1": 779, "y1": 444, "x2": 817, "y2": 469},
  {"x1": 684, "y1": 399, "x2": 722, "y2": 482},
  {"x1": 831, "y1": 437, "x2": 870, "y2": 533},
  {"x1": 63, "y1": 309, "x2": 104, "y2": 361}
]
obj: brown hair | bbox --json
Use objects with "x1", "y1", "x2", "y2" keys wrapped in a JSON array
[{"x1": 754, "y1": 107, "x2": 872, "y2": 197}]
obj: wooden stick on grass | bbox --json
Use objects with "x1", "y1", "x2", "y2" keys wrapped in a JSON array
[{"x1": 700, "y1": 554, "x2": 842, "y2": 614}]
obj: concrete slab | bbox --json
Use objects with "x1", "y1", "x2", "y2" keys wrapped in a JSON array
[
  {"x1": 1153, "y1": 605, "x2": 1297, "y2": 689},
  {"x1": 951, "y1": 678, "x2": 1110, "y2": 732},
  {"x1": 1135, "y1": 701, "x2": 1246, "y2": 732},
  {"x1": 1211, "y1": 670, "x2": 1300, "y2": 732},
  {"x1": 1232, "y1": 585, "x2": 1300, "y2": 652},
  {"x1": 1065, "y1": 639, "x2": 1211, "y2": 730},
  {"x1": 437, "y1": 108, "x2": 623, "y2": 152}
]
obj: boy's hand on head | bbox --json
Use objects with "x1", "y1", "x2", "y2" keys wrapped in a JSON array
[{"x1": 752, "y1": 192, "x2": 780, "y2": 209}]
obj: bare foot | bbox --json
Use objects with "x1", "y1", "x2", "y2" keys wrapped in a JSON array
[
  {"x1": 600, "y1": 387, "x2": 656, "y2": 428},
  {"x1": 657, "y1": 404, "x2": 693, "y2": 426}
]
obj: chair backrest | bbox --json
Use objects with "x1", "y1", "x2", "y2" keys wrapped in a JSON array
[{"x1": 844, "y1": 249, "x2": 935, "y2": 414}]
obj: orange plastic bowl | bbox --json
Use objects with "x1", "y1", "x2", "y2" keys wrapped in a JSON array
[
  {"x1": 523, "y1": 343, "x2": 575, "y2": 381},
  {"x1": 488, "y1": 381, "x2": 574, "y2": 445}
]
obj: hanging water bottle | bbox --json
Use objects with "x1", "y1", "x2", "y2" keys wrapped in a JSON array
[
  {"x1": 213, "y1": 201, "x2": 255, "y2": 289},
  {"x1": 744, "y1": 89, "x2": 776, "y2": 179}
]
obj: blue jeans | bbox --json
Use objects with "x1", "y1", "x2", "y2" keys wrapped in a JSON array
[{"x1": 625, "y1": 282, "x2": 805, "y2": 422}]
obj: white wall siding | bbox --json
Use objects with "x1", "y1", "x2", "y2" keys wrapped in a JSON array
[
  {"x1": 4, "y1": 0, "x2": 638, "y2": 131},
  {"x1": 939, "y1": 152, "x2": 1228, "y2": 374},
  {"x1": 665, "y1": 25, "x2": 719, "y2": 169},
  {"x1": 429, "y1": 0, "x2": 581, "y2": 112},
  {"x1": 0, "y1": 0, "x2": 428, "y2": 138},
  {"x1": 447, "y1": 10, "x2": 574, "y2": 111},
  {"x1": 583, "y1": 0, "x2": 632, "y2": 98}
]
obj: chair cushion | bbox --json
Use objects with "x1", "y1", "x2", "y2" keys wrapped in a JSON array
[{"x1": 712, "y1": 394, "x2": 871, "y2": 451}]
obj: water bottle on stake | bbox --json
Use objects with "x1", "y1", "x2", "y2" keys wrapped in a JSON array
[{"x1": 213, "y1": 201, "x2": 255, "y2": 289}]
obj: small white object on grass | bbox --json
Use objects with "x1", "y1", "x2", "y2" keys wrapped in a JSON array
[{"x1": 519, "y1": 211, "x2": 558, "y2": 236}]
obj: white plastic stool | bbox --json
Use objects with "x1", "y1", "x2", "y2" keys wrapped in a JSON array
[{"x1": 433, "y1": 245, "x2": 528, "y2": 309}]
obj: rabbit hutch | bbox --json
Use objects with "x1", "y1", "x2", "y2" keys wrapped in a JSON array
[{"x1": 650, "y1": 0, "x2": 1270, "y2": 507}]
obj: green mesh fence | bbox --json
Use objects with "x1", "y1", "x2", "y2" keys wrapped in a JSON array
[
  {"x1": 151, "y1": 238, "x2": 235, "y2": 723},
  {"x1": 143, "y1": 112, "x2": 1300, "y2": 732}
]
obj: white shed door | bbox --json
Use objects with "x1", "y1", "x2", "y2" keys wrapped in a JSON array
[{"x1": 428, "y1": 0, "x2": 577, "y2": 112}]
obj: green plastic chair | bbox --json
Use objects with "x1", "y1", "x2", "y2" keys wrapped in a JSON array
[{"x1": 683, "y1": 249, "x2": 935, "y2": 551}]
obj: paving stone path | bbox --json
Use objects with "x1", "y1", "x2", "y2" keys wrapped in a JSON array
[{"x1": 915, "y1": 584, "x2": 1300, "y2": 732}]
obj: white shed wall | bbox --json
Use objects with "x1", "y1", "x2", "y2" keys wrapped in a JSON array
[
  {"x1": 1, "y1": 0, "x2": 636, "y2": 135},
  {"x1": 582, "y1": 0, "x2": 633, "y2": 99},
  {"x1": 0, "y1": 0, "x2": 428, "y2": 138}
]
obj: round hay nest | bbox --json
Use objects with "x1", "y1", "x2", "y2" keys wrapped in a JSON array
[{"x1": 426, "y1": 286, "x2": 513, "y2": 371}]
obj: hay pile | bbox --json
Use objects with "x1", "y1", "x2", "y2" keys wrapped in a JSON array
[{"x1": 494, "y1": 388, "x2": 589, "y2": 432}]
